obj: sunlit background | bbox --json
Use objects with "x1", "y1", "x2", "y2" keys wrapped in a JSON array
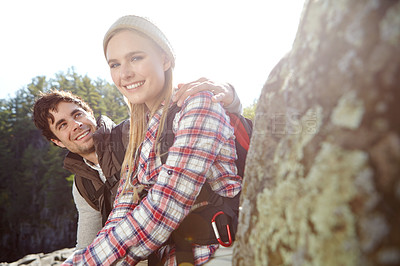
[{"x1": 0, "y1": 0, "x2": 305, "y2": 107}]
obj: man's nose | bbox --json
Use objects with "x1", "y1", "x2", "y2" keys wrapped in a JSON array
[{"x1": 72, "y1": 120, "x2": 83, "y2": 131}]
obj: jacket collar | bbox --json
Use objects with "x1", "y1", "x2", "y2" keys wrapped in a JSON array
[{"x1": 63, "y1": 115, "x2": 116, "y2": 183}]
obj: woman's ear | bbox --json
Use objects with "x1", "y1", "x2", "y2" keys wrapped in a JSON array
[{"x1": 162, "y1": 54, "x2": 172, "y2": 71}]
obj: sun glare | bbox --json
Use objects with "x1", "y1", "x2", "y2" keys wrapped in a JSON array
[{"x1": 0, "y1": 0, "x2": 305, "y2": 107}]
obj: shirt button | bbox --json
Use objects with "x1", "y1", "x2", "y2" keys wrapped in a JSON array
[
  {"x1": 167, "y1": 170, "x2": 173, "y2": 175},
  {"x1": 140, "y1": 163, "x2": 145, "y2": 168}
]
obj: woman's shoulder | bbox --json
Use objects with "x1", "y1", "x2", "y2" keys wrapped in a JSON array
[{"x1": 181, "y1": 91, "x2": 216, "y2": 111}]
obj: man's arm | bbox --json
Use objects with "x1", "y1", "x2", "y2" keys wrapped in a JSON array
[
  {"x1": 72, "y1": 181, "x2": 103, "y2": 249},
  {"x1": 172, "y1": 77, "x2": 242, "y2": 114}
]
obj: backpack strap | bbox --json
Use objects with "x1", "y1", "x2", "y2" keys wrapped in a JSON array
[
  {"x1": 159, "y1": 103, "x2": 182, "y2": 164},
  {"x1": 150, "y1": 103, "x2": 240, "y2": 265},
  {"x1": 109, "y1": 120, "x2": 126, "y2": 170},
  {"x1": 93, "y1": 183, "x2": 113, "y2": 225},
  {"x1": 228, "y1": 113, "x2": 252, "y2": 150},
  {"x1": 78, "y1": 173, "x2": 119, "y2": 226},
  {"x1": 75, "y1": 175, "x2": 99, "y2": 211},
  {"x1": 227, "y1": 113, "x2": 253, "y2": 178}
]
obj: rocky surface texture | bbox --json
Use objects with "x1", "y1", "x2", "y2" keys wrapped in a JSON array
[
  {"x1": 233, "y1": 0, "x2": 400, "y2": 265},
  {"x1": 1, "y1": 208, "x2": 76, "y2": 263},
  {"x1": 0, "y1": 248, "x2": 74, "y2": 266}
]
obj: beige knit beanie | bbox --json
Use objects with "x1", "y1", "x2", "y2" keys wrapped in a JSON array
[{"x1": 103, "y1": 15, "x2": 175, "y2": 68}]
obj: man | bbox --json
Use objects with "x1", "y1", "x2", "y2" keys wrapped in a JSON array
[{"x1": 32, "y1": 79, "x2": 242, "y2": 249}]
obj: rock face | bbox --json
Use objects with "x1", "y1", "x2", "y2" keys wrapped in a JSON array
[
  {"x1": 233, "y1": 0, "x2": 400, "y2": 265},
  {"x1": 1, "y1": 208, "x2": 76, "y2": 263}
]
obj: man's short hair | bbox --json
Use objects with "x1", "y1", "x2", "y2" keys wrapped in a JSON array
[{"x1": 33, "y1": 90, "x2": 94, "y2": 141}]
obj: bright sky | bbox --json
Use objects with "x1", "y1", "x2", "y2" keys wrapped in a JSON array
[{"x1": 0, "y1": 0, "x2": 304, "y2": 107}]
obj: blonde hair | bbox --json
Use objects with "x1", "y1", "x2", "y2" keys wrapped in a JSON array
[
  {"x1": 121, "y1": 68, "x2": 173, "y2": 196},
  {"x1": 104, "y1": 15, "x2": 176, "y2": 197}
]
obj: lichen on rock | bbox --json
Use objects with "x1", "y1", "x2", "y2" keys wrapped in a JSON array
[
  {"x1": 251, "y1": 142, "x2": 370, "y2": 266},
  {"x1": 330, "y1": 91, "x2": 365, "y2": 130}
]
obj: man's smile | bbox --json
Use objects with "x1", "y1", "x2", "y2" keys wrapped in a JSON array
[{"x1": 75, "y1": 129, "x2": 91, "y2": 141}]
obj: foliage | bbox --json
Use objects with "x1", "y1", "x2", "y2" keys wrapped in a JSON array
[
  {"x1": 243, "y1": 99, "x2": 257, "y2": 121},
  {"x1": 0, "y1": 68, "x2": 128, "y2": 262}
]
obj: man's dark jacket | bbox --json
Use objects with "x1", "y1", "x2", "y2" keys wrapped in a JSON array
[{"x1": 63, "y1": 116, "x2": 129, "y2": 225}]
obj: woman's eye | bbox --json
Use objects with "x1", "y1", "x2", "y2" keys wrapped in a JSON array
[
  {"x1": 131, "y1": 56, "x2": 143, "y2": 62},
  {"x1": 110, "y1": 63, "x2": 120, "y2": 69}
]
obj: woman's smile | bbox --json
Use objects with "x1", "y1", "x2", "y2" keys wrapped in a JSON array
[
  {"x1": 126, "y1": 81, "x2": 145, "y2": 90},
  {"x1": 106, "y1": 29, "x2": 171, "y2": 108}
]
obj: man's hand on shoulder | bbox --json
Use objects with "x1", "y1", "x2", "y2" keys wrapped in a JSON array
[{"x1": 173, "y1": 77, "x2": 235, "y2": 107}]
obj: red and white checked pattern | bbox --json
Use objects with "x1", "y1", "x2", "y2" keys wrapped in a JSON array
[{"x1": 63, "y1": 92, "x2": 241, "y2": 265}]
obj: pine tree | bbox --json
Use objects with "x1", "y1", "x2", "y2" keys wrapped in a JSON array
[{"x1": 96, "y1": 79, "x2": 129, "y2": 124}]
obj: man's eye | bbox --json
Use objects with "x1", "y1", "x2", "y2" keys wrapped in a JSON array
[
  {"x1": 75, "y1": 112, "x2": 83, "y2": 118},
  {"x1": 59, "y1": 123, "x2": 66, "y2": 130}
]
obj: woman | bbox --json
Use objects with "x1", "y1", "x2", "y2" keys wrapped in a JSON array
[{"x1": 64, "y1": 15, "x2": 241, "y2": 265}]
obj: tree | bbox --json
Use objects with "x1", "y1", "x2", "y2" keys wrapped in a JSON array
[
  {"x1": 243, "y1": 100, "x2": 257, "y2": 121},
  {"x1": 95, "y1": 79, "x2": 129, "y2": 123},
  {"x1": 75, "y1": 75, "x2": 104, "y2": 115}
]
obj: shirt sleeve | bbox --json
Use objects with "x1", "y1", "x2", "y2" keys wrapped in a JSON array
[
  {"x1": 63, "y1": 92, "x2": 240, "y2": 265},
  {"x1": 223, "y1": 83, "x2": 242, "y2": 114},
  {"x1": 72, "y1": 181, "x2": 103, "y2": 249}
]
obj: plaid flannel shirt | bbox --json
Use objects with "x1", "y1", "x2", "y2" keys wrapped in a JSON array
[{"x1": 63, "y1": 92, "x2": 241, "y2": 265}]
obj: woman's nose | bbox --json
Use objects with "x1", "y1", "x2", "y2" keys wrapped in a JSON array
[{"x1": 121, "y1": 63, "x2": 135, "y2": 80}]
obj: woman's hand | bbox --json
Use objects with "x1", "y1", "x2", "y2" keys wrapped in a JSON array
[{"x1": 173, "y1": 77, "x2": 235, "y2": 107}]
